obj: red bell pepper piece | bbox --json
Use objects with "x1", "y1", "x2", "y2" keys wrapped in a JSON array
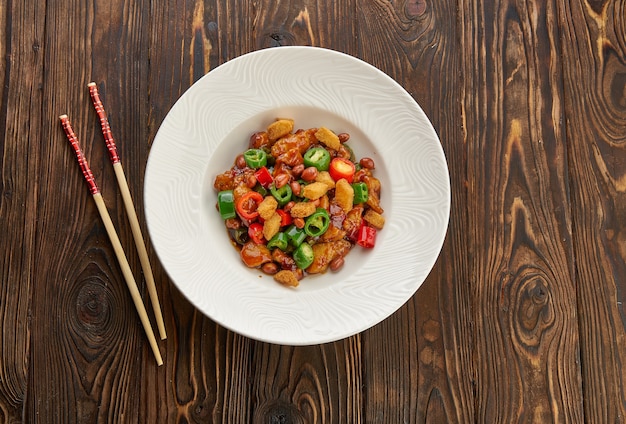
[
  {"x1": 356, "y1": 224, "x2": 376, "y2": 248},
  {"x1": 254, "y1": 166, "x2": 273, "y2": 188},
  {"x1": 276, "y1": 209, "x2": 293, "y2": 227},
  {"x1": 248, "y1": 222, "x2": 265, "y2": 244},
  {"x1": 236, "y1": 191, "x2": 263, "y2": 221},
  {"x1": 329, "y1": 157, "x2": 356, "y2": 183}
]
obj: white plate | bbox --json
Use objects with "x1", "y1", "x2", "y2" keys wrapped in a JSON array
[{"x1": 144, "y1": 46, "x2": 450, "y2": 345}]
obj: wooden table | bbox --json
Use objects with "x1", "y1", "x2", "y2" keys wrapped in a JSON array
[{"x1": 2, "y1": 0, "x2": 625, "y2": 422}]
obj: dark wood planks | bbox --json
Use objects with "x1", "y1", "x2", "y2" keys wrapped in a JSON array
[
  {"x1": 0, "y1": 0, "x2": 46, "y2": 423},
  {"x1": 355, "y1": 0, "x2": 475, "y2": 422},
  {"x1": 23, "y1": 0, "x2": 154, "y2": 421},
  {"x1": 558, "y1": 0, "x2": 626, "y2": 421},
  {"x1": 460, "y1": 0, "x2": 584, "y2": 421},
  {"x1": 1, "y1": 0, "x2": 625, "y2": 422},
  {"x1": 250, "y1": 339, "x2": 362, "y2": 423}
]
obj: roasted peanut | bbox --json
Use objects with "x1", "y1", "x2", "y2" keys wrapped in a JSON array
[
  {"x1": 291, "y1": 164, "x2": 305, "y2": 177},
  {"x1": 235, "y1": 154, "x2": 247, "y2": 169},
  {"x1": 274, "y1": 173, "x2": 290, "y2": 188},
  {"x1": 290, "y1": 180, "x2": 302, "y2": 196},
  {"x1": 338, "y1": 132, "x2": 350, "y2": 143},
  {"x1": 249, "y1": 131, "x2": 269, "y2": 149},
  {"x1": 246, "y1": 174, "x2": 257, "y2": 188},
  {"x1": 294, "y1": 218, "x2": 305, "y2": 229},
  {"x1": 262, "y1": 262, "x2": 278, "y2": 275},
  {"x1": 329, "y1": 256, "x2": 345, "y2": 271},
  {"x1": 284, "y1": 201, "x2": 295, "y2": 213},
  {"x1": 225, "y1": 218, "x2": 241, "y2": 230},
  {"x1": 359, "y1": 157, "x2": 375, "y2": 169},
  {"x1": 301, "y1": 166, "x2": 319, "y2": 182}
]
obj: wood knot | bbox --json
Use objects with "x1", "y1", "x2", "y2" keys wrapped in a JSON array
[
  {"x1": 74, "y1": 278, "x2": 113, "y2": 336},
  {"x1": 406, "y1": 0, "x2": 427, "y2": 18},
  {"x1": 191, "y1": 401, "x2": 211, "y2": 420},
  {"x1": 254, "y1": 400, "x2": 305, "y2": 424},
  {"x1": 587, "y1": 0, "x2": 608, "y2": 15},
  {"x1": 512, "y1": 268, "x2": 555, "y2": 349},
  {"x1": 609, "y1": 71, "x2": 626, "y2": 109},
  {"x1": 262, "y1": 29, "x2": 296, "y2": 48}
]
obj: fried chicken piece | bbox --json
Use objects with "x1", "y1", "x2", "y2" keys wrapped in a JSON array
[
  {"x1": 258, "y1": 196, "x2": 278, "y2": 220},
  {"x1": 306, "y1": 240, "x2": 352, "y2": 274},
  {"x1": 334, "y1": 179, "x2": 354, "y2": 213},
  {"x1": 315, "y1": 127, "x2": 341, "y2": 150},
  {"x1": 267, "y1": 119, "x2": 294, "y2": 141},
  {"x1": 263, "y1": 213, "x2": 282, "y2": 241},
  {"x1": 302, "y1": 182, "x2": 329, "y2": 200},
  {"x1": 363, "y1": 209, "x2": 385, "y2": 230},
  {"x1": 274, "y1": 270, "x2": 299, "y2": 287},
  {"x1": 290, "y1": 202, "x2": 317, "y2": 218},
  {"x1": 271, "y1": 128, "x2": 317, "y2": 157},
  {"x1": 364, "y1": 175, "x2": 384, "y2": 214}
]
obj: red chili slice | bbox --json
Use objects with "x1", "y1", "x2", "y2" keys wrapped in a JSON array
[
  {"x1": 236, "y1": 191, "x2": 264, "y2": 221},
  {"x1": 248, "y1": 222, "x2": 265, "y2": 244},
  {"x1": 276, "y1": 209, "x2": 293, "y2": 227},
  {"x1": 356, "y1": 224, "x2": 376, "y2": 248},
  {"x1": 329, "y1": 157, "x2": 356, "y2": 183},
  {"x1": 254, "y1": 166, "x2": 273, "y2": 188}
]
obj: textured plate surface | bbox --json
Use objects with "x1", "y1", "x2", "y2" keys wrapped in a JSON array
[{"x1": 144, "y1": 46, "x2": 450, "y2": 345}]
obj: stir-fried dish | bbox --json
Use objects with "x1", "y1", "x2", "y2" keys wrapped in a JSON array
[{"x1": 213, "y1": 119, "x2": 385, "y2": 287}]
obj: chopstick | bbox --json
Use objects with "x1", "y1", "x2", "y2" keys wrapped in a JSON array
[
  {"x1": 87, "y1": 82, "x2": 167, "y2": 340},
  {"x1": 59, "y1": 114, "x2": 163, "y2": 366}
]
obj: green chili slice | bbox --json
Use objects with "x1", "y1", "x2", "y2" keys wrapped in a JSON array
[
  {"x1": 293, "y1": 242, "x2": 314, "y2": 269},
  {"x1": 303, "y1": 147, "x2": 331, "y2": 171},
  {"x1": 304, "y1": 208, "x2": 331, "y2": 237},
  {"x1": 253, "y1": 183, "x2": 268, "y2": 197},
  {"x1": 231, "y1": 227, "x2": 249, "y2": 245},
  {"x1": 267, "y1": 232, "x2": 288, "y2": 250},
  {"x1": 243, "y1": 149, "x2": 267, "y2": 169},
  {"x1": 352, "y1": 182, "x2": 369, "y2": 204},
  {"x1": 217, "y1": 190, "x2": 236, "y2": 219},
  {"x1": 285, "y1": 224, "x2": 307, "y2": 247},
  {"x1": 270, "y1": 184, "x2": 292, "y2": 207},
  {"x1": 343, "y1": 144, "x2": 356, "y2": 162}
]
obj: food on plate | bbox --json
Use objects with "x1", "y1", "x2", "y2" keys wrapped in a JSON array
[{"x1": 214, "y1": 119, "x2": 384, "y2": 287}]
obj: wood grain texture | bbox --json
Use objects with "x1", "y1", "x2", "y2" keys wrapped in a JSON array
[
  {"x1": 1, "y1": 0, "x2": 625, "y2": 422},
  {"x1": 23, "y1": 0, "x2": 154, "y2": 421},
  {"x1": 0, "y1": 0, "x2": 45, "y2": 422},
  {"x1": 557, "y1": 0, "x2": 626, "y2": 422},
  {"x1": 460, "y1": 0, "x2": 584, "y2": 421},
  {"x1": 251, "y1": 339, "x2": 362, "y2": 423}
]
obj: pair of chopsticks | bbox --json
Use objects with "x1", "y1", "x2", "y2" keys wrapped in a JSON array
[{"x1": 60, "y1": 83, "x2": 166, "y2": 366}]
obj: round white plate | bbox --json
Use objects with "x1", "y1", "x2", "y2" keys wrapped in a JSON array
[{"x1": 144, "y1": 46, "x2": 450, "y2": 345}]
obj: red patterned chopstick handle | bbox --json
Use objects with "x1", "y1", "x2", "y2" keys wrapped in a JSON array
[
  {"x1": 59, "y1": 115, "x2": 100, "y2": 195},
  {"x1": 88, "y1": 82, "x2": 120, "y2": 164}
]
